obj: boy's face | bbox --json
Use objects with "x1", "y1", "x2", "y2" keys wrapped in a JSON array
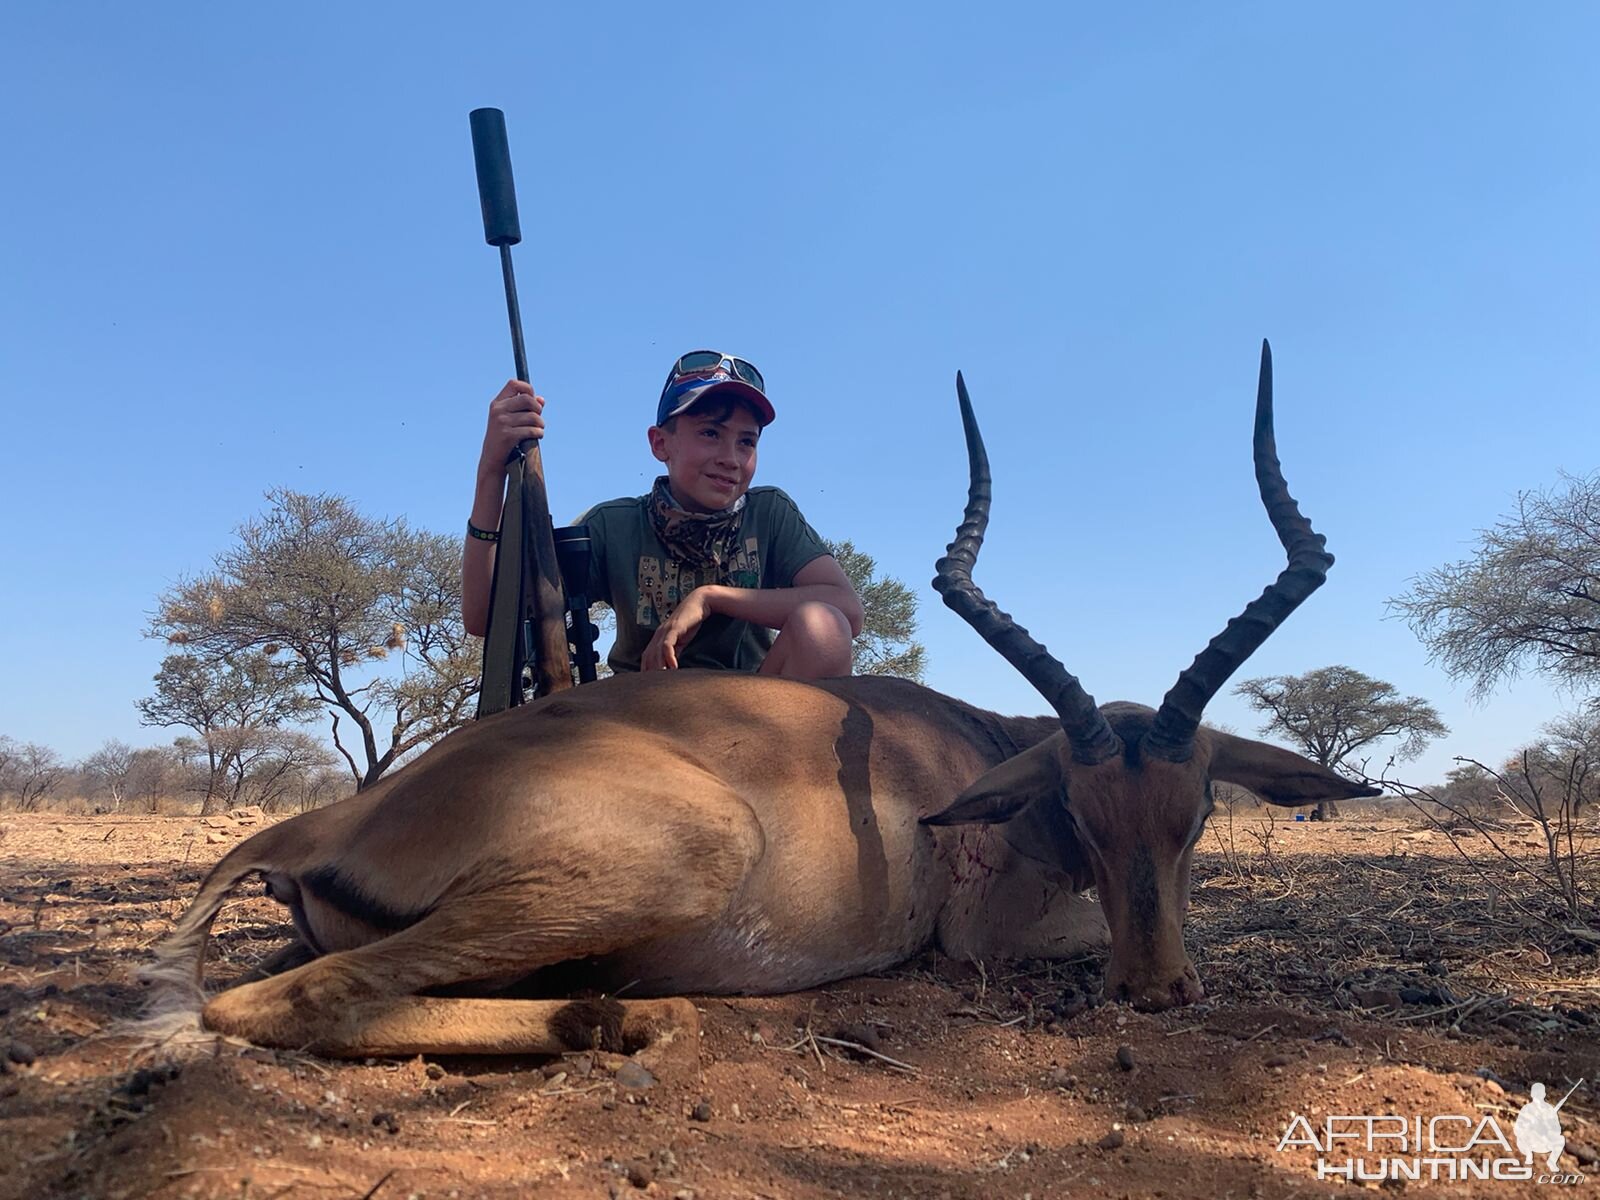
[{"x1": 647, "y1": 403, "x2": 762, "y2": 513}]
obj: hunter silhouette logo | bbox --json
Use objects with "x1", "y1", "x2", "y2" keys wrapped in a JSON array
[
  {"x1": 1277, "y1": 1079, "x2": 1587, "y2": 1185},
  {"x1": 1516, "y1": 1081, "x2": 1582, "y2": 1173}
]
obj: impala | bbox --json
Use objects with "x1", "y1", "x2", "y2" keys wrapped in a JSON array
[{"x1": 143, "y1": 342, "x2": 1374, "y2": 1057}]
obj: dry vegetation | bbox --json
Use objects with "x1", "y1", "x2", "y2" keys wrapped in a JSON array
[{"x1": 1, "y1": 805, "x2": 1596, "y2": 1200}]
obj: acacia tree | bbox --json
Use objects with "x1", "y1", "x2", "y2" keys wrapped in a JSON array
[
  {"x1": 825, "y1": 539, "x2": 926, "y2": 681},
  {"x1": 1235, "y1": 666, "x2": 1447, "y2": 819},
  {"x1": 138, "y1": 650, "x2": 317, "y2": 813},
  {"x1": 149, "y1": 490, "x2": 480, "y2": 789},
  {"x1": 232, "y1": 729, "x2": 337, "y2": 811},
  {"x1": 1505, "y1": 709, "x2": 1600, "y2": 818},
  {"x1": 1434, "y1": 761, "x2": 1501, "y2": 815},
  {"x1": 1392, "y1": 471, "x2": 1600, "y2": 697}
]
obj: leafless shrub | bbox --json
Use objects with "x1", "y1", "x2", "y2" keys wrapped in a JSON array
[
  {"x1": 1378, "y1": 754, "x2": 1599, "y2": 948},
  {"x1": 1242, "y1": 806, "x2": 1295, "y2": 887},
  {"x1": 1206, "y1": 783, "x2": 1254, "y2": 881},
  {"x1": 0, "y1": 738, "x2": 67, "y2": 812}
]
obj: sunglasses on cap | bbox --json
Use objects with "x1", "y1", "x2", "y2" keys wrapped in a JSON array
[
  {"x1": 666, "y1": 350, "x2": 766, "y2": 394},
  {"x1": 656, "y1": 349, "x2": 775, "y2": 427}
]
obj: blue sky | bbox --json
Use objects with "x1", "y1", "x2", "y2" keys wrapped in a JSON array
[{"x1": 2, "y1": 2, "x2": 1596, "y2": 784}]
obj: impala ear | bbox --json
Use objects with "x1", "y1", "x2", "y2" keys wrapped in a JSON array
[
  {"x1": 1208, "y1": 731, "x2": 1382, "y2": 807},
  {"x1": 923, "y1": 736, "x2": 1066, "y2": 826}
]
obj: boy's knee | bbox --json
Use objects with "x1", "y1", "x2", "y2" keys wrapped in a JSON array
[
  {"x1": 772, "y1": 601, "x2": 854, "y2": 679},
  {"x1": 790, "y1": 601, "x2": 853, "y2": 645}
]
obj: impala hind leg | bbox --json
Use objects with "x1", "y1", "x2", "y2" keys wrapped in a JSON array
[
  {"x1": 202, "y1": 896, "x2": 709, "y2": 1058},
  {"x1": 202, "y1": 841, "x2": 751, "y2": 1061}
]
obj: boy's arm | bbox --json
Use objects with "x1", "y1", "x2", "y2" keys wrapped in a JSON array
[
  {"x1": 642, "y1": 555, "x2": 865, "y2": 670},
  {"x1": 462, "y1": 381, "x2": 546, "y2": 638},
  {"x1": 462, "y1": 463, "x2": 507, "y2": 638},
  {"x1": 697, "y1": 555, "x2": 865, "y2": 636}
]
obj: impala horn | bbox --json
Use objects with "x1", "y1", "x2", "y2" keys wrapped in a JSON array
[
  {"x1": 1144, "y1": 341, "x2": 1335, "y2": 762},
  {"x1": 933, "y1": 372, "x2": 1122, "y2": 765}
]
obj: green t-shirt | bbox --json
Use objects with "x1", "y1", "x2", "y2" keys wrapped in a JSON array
[{"x1": 577, "y1": 486, "x2": 831, "y2": 674}]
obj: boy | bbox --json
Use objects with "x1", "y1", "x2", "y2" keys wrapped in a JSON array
[{"x1": 463, "y1": 350, "x2": 863, "y2": 679}]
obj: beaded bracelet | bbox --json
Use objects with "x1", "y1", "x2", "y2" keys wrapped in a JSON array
[{"x1": 467, "y1": 521, "x2": 500, "y2": 543}]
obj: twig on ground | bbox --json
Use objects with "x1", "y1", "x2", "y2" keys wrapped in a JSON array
[{"x1": 808, "y1": 1034, "x2": 921, "y2": 1074}]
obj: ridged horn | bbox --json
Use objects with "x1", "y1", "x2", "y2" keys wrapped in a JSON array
[
  {"x1": 933, "y1": 372, "x2": 1121, "y2": 766},
  {"x1": 1145, "y1": 341, "x2": 1335, "y2": 762}
]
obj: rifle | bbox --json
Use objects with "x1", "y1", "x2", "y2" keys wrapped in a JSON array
[
  {"x1": 1552, "y1": 1079, "x2": 1584, "y2": 1112},
  {"x1": 469, "y1": 108, "x2": 588, "y2": 714}
]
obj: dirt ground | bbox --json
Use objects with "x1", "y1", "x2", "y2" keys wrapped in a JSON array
[{"x1": 1, "y1": 808, "x2": 1596, "y2": 1200}]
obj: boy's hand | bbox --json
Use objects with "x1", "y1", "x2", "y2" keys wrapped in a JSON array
[
  {"x1": 641, "y1": 589, "x2": 712, "y2": 671},
  {"x1": 479, "y1": 380, "x2": 546, "y2": 472}
]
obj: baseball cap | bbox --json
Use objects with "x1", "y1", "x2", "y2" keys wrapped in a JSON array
[{"x1": 655, "y1": 351, "x2": 776, "y2": 427}]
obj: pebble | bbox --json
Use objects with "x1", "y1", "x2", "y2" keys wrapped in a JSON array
[
  {"x1": 834, "y1": 1023, "x2": 881, "y2": 1052},
  {"x1": 690, "y1": 1100, "x2": 713, "y2": 1122},
  {"x1": 626, "y1": 1162, "x2": 653, "y2": 1188},
  {"x1": 1115, "y1": 1045, "x2": 1136, "y2": 1072},
  {"x1": 123, "y1": 1068, "x2": 164, "y2": 1096},
  {"x1": 1355, "y1": 988, "x2": 1403, "y2": 1009},
  {"x1": 1398, "y1": 986, "x2": 1436, "y2": 1005},
  {"x1": 1097, "y1": 1128, "x2": 1125, "y2": 1150},
  {"x1": 566, "y1": 1054, "x2": 594, "y2": 1078},
  {"x1": 615, "y1": 1061, "x2": 655, "y2": 1091},
  {"x1": 7, "y1": 1042, "x2": 37, "y2": 1067}
]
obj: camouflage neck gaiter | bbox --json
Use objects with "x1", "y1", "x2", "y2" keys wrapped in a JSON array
[{"x1": 647, "y1": 476, "x2": 747, "y2": 577}]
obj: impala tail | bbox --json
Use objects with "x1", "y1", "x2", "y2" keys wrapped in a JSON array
[{"x1": 130, "y1": 828, "x2": 297, "y2": 1043}]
